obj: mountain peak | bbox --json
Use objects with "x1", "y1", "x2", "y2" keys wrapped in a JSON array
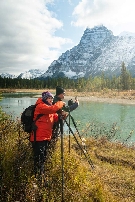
[
  {"x1": 44, "y1": 25, "x2": 135, "y2": 79},
  {"x1": 80, "y1": 25, "x2": 113, "y2": 47},
  {"x1": 85, "y1": 25, "x2": 112, "y2": 33}
]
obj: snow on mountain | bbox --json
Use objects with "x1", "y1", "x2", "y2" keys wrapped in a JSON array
[
  {"x1": 91, "y1": 35, "x2": 135, "y2": 76},
  {"x1": 0, "y1": 73, "x2": 16, "y2": 78},
  {"x1": 17, "y1": 69, "x2": 46, "y2": 79},
  {"x1": 41, "y1": 25, "x2": 135, "y2": 78},
  {"x1": 119, "y1": 31, "x2": 135, "y2": 37},
  {"x1": 0, "y1": 69, "x2": 46, "y2": 79}
]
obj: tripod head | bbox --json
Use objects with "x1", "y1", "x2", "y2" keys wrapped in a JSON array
[
  {"x1": 68, "y1": 99, "x2": 73, "y2": 106},
  {"x1": 68, "y1": 96, "x2": 78, "y2": 107}
]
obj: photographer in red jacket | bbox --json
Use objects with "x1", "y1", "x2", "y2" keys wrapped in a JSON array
[{"x1": 30, "y1": 91, "x2": 64, "y2": 177}]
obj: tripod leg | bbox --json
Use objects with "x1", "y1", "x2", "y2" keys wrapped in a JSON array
[
  {"x1": 59, "y1": 117, "x2": 64, "y2": 202},
  {"x1": 65, "y1": 119, "x2": 94, "y2": 169},
  {"x1": 68, "y1": 111, "x2": 71, "y2": 153}
]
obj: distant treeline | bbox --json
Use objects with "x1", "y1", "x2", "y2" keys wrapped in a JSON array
[{"x1": 1, "y1": 62, "x2": 135, "y2": 91}]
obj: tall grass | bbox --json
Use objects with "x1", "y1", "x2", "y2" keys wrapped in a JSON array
[
  {"x1": 1, "y1": 107, "x2": 135, "y2": 201},
  {"x1": 0, "y1": 110, "x2": 33, "y2": 201},
  {"x1": 0, "y1": 109, "x2": 113, "y2": 202}
]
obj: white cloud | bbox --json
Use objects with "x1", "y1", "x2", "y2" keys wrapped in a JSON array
[
  {"x1": 72, "y1": 0, "x2": 135, "y2": 35},
  {"x1": 0, "y1": 0, "x2": 72, "y2": 75}
]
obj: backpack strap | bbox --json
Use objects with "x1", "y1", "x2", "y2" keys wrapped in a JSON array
[
  {"x1": 33, "y1": 114, "x2": 44, "y2": 142},
  {"x1": 34, "y1": 114, "x2": 44, "y2": 123}
]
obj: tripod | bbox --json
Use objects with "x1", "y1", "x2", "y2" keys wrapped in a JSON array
[
  {"x1": 52, "y1": 112, "x2": 94, "y2": 202},
  {"x1": 64, "y1": 114, "x2": 94, "y2": 169},
  {"x1": 68, "y1": 110, "x2": 71, "y2": 153},
  {"x1": 58, "y1": 115, "x2": 64, "y2": 202}
]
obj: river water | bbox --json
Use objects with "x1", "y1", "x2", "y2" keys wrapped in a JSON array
[{"x1": 0, "y1": 92, "x2": 135, "y2": 144}]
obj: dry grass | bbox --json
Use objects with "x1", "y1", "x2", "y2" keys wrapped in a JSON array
[
  {"x1": 83, "y1": 137, "x2": 135, "y2": 202},
  {"x1": 1, "y1": 88, "x2": 135, "y2": 100},
  {"x1": 1, "y1": 119, "x2": 135, "y2": 201}
]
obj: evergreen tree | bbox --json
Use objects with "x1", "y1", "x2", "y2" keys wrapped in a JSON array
[{"x1": 120, "y1": 62, "x2": 131, "y2": 90}]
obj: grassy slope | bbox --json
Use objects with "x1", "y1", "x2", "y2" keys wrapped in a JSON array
[
  {"x1": 85, "y1": 137, "x2": 135, "y2": 201},
  {"x1": 1, "y1": 119, "x2": 135, "y2": 201}
]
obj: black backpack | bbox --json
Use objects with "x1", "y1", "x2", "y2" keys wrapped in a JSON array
[{"x1": 21, "y1": 104, "x2": 43, "y2": 133}]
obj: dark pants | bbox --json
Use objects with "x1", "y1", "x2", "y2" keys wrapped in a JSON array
[{"x1": 32, "y1": 140, "x2": 50, "y2": 176}]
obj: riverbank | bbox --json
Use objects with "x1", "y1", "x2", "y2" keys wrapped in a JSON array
[
  {"x1": 1, "y1": 88, "x2": 135, "y2": 105},
  {"x1": 70, "y1": 95, "x2": 135, "y2": 105}
]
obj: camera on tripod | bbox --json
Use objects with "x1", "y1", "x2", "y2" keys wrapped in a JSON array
[{"x1": 68, "y1": 99, "x2": 73, "y2": 106}]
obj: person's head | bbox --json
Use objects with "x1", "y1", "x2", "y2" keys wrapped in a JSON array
[
  {"x1": 42, "y1": 91, "x2": 54, "y2": 105},
  {"x1": 56, "y1": 86, "x2": 65, "y2": 100}
]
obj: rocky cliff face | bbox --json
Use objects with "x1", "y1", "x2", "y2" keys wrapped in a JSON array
[{"x1": 42, "y1": 25, "x2": 135, "y2": 79}]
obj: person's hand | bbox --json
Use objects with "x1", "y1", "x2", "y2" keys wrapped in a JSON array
[
  {"x1": 75, "y1": 97, "x2": 79, "y2": 105},
  {"x1": 76, "y1": 100, "x2": 79, "y2": 105},
  {"x1": 63, "y1": 102, "x2": 66, "y2": 106}
]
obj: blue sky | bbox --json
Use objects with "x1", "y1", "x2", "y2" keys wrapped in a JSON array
[
  {"x1": 47, "y1": 0, "x2": 84, "y2": 46},
  {"x1": 0, "y1": 0, "x2": 135, "y2": 75}
]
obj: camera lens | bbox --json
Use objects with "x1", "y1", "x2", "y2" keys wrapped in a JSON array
[{"x1": 68, "y1": 99, "x2": 73, "y2": 106}]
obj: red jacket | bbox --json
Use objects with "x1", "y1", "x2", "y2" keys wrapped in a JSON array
[{"x1": 30, "y1": 98, "x2": 63, "y2": 142}]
